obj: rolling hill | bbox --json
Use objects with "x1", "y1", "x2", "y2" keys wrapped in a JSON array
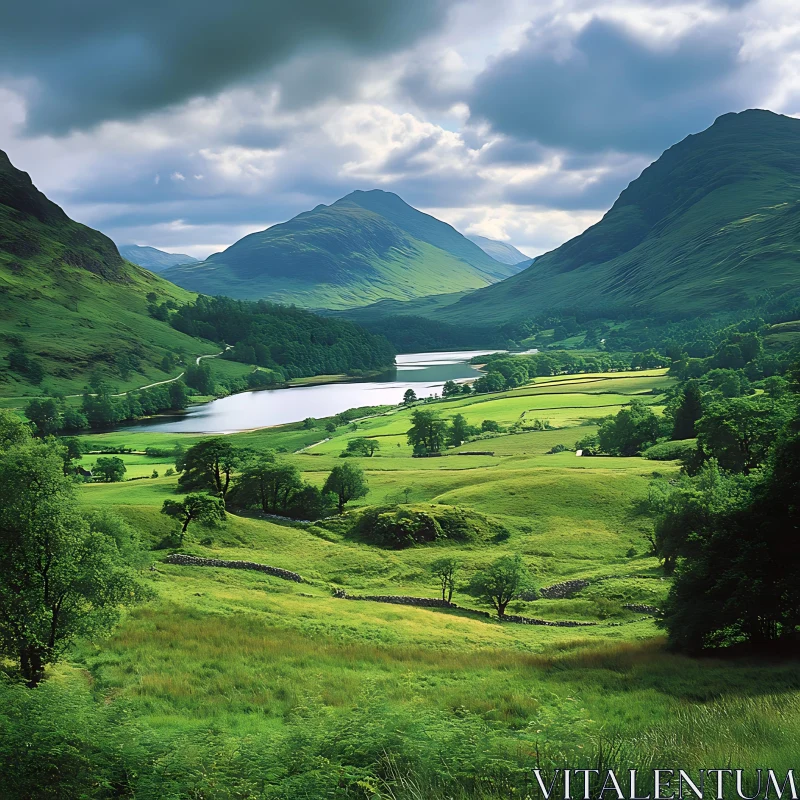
[
  {"x1": 118, "y1": 244, "x2": 199, "y2": 272},
  {"x1": 161, "y1": 190, "x2": 525, "y2": 309},
  {"x1": 378, "y1": 110, "x2": 800, "y2": 326},
  {"x1": 0, "y1": 148, "x2": 213, "y2": 396},
  {"x1": 467, "y1": 234, "x2": 530, "y2": 266}
]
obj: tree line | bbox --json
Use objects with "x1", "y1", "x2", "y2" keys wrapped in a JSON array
[{"x1": 170, "y1": 296, "x2": 395, "y2": 379}]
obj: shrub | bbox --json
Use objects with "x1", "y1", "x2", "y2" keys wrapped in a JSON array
[{"x1": 642, "y1": 439, "x2": 698, "y2": 461}]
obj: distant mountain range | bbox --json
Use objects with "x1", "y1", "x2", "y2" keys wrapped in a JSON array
[
  {"x1": 118, "y1": 244, "x2": 198, "y2": 271},
  {"x1": 364, "y1": 109, "x2": 800, "y2": 326},
  {"x1": 467, "y1": 235, "x2": 530, "y2": 266},
  {"x1": 161, "y1": 190, "x2": 526, "y2": 309}
]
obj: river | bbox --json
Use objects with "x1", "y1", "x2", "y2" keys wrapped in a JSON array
[{"x1": 122, "y1": 350, "x2": 507, "y2": 434}]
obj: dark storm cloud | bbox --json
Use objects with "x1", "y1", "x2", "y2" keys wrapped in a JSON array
[
  {"x1": 469, "y1": 18, "x2": 747, "y2": 154},
  {"x1": 0, "y1": 0, "x2": 454, "y2": 133}
]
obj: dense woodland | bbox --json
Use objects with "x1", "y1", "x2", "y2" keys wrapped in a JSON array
[{"x1": 170, "y1": 296, "x2": 395, "y2": 379}]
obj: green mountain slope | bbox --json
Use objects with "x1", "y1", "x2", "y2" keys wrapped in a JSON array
[
  {"x1": 467, "y1": 234, "x2": 530, "y2": 266},
  {"x1": 161, "y1": 190, "x2": 523, "y2": 309},
  {"x1": 0, "y1": 149, "x2": 211, "y2": 396},
  {"x1": 118, "y1": 244, "x2": 198, "y2": 272},
  {"x1": 425, "y1": 110, "x2": 800, "y2": 325}
]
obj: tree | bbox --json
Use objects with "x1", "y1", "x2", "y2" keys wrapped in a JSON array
[
  {"x1": 407, "y1": 409, "x2": 448, "y2": 455},
  {"x1": 442, "y1": 380, "x2": 460, "y2": 398},
  {"x1": 24, "y1": 398, "x2": 62, "y2": 437},
  {"x1": 481, "y1": 420, "x2": 503, "y2": 433},
  {"x1": 473, "y1": 372, "x2": 506, "y2": 393},
  {"x1": 92, "y1": 456, "x2": 126, "y2": 483},
  {"x1": 402, "y1": 388, "x2": 417, "y2": 405},
  {"x1": 469, "y1": 555, "x2": 533, "y2": 617},
  {"x1": 448, "y1": 414, "x2": 475, "y2": 447},
  {"x1": 764, "y1": 375, "x2": 789, "y2": 398},
  {"x1": 161, "y1": 493, "x2": 226, "y2": 543},
  {"x1": 168, "y1": 380, "x2": 189, "y2": 409},
  {"x1": 0, "y1": 409, "x2": 32, "y2": 450},
  {"x1": 696, "y1": 396, "x2": 790, "y2": 475},
  {"x1": 323, "y1": 463, "x2": 369, "y2": 513},
  {"x1": 234, "y1": 457, "x2": 303, "y2": 514},
  {"x1": 184, "y1": 361, "x2": 214, "y2": 395},
  {"x1": 671, "y1": 380, "x2": 704, "y2": 440},
  {"x1": 660, "y1": 410, "x2": 800, "y2": 652},
  {"x1": 342, "y1": 437, "x2": 380, "y2": 457},
  {"x1": 0, "y1": 441, "x2": 147, "y2": 686},
  {"x1": 430, "y1": 557, "x2": 458, "y2": 603},
  {"x1": 177, "y1": 438, "x2": 239, "y2": 499},
  {"x1": 597, "y1": 399, "x2": 663, "y2": 456}
]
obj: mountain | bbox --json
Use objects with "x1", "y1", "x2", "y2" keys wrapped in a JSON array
[
  {"x1": 467, "y1": 235, "x2": 530, "y2": 266},
  {"x1": 161, "y1": 190, "x2": 525, "y2": 309},
  {"x1": 118, "y1": 244, "x2": 199, "y2": 272},
  {"x1": 408, "y1": 109, "x2": 800, "y2": 326},
  {"x1": 0, "y1": 148, "x2": 209, "y2": 395}
]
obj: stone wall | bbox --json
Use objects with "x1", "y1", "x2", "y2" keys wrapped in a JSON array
[
  {"x1": 499, "y1": 613, "x2": 596, "y2": 628},
  {"x1": 622, "y1": 603, "x2": 662, "y2": 616},
  {"x1": 335, "y1": 590, "x2": 455, "y2": 608},
  {"x1": 333, "y1": 589, "x2": 595, "y2": 626},
  {"x1": 537, "y1": 579, "x2": 591, "y2": 599},
  {"x1": 164, "y1": 554, "x2": 304, "y2": 583}
]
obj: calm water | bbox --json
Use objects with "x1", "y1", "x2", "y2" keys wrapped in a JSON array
[{"x1": 122, "y1": 350, "x2": 504, "y2": 434}]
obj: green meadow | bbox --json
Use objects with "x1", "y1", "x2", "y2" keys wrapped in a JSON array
[{"x1": 16, "y1": 367, "x2": 793, "y2": 797}]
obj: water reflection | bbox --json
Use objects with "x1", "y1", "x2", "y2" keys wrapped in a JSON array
[{"x1": 122, "y1": 350, "x2": 504, "y2": 434}]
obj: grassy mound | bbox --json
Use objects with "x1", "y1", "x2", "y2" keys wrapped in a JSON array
[{"x1": 324, "y1": 504, "x2": 507, "y2": 548}]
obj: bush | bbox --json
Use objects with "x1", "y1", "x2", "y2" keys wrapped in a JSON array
[{"x1": 642, "y1": 439, "x2": 698, "y2": 461}]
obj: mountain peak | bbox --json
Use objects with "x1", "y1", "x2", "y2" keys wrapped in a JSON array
[
  {"x1": 162, "y1": 188, "x2": 526, "y2": 309},
  {"x1": 428, "y1": 109, "x2": 800, "y2": 324},
  {"x1": 0, "y1": 148, "x2": 125, "y2": 279}
]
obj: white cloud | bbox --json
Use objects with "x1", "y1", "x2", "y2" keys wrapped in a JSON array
[{"x1": 1, "y1": 0, "x2": 799, "y2": 262}]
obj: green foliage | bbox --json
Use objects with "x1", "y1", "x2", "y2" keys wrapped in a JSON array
[
  {"x1": 177, "y1": 438, "x2": 240, "y2": 499},
  {"x1": 0, "y1": 409, "x2": 32, "y2": 449},
  {"x1": 407, "y1": 409, "x2": 448, "y2": 455},
  {"x1": 184, "y1": 360, "x2": 214, "y2": 394},
  {"x1": 468, "y1": 555, "x2": 534, "y2": 617},
  {"x1": 341, "y1": 437, "x2": 380, "y2": 457},
  {"x1": 171, "y1": 295, "x2": 395, "y2": 379},
  {"x1": 448, "y1": 413, "x2": 477, "y2": 447},
  {"x1": 323, "y1": 462, "x2": 369, "y2": 513},
  {"x1": 670, "y1": 380, "x2": 704, "y2": 439},
  {"x1": 232, "y1": 456, "x2": 304, "y2": 515},
  {"x1": 660, "y1": 408, "x2": 800, "y2": 651},
  {"x1": 429, "y1": 557, "x2": 458, "y2": 602},
  {"x1": 695, "y1": 396, "x2": 793, "y2": 474},
  {"x1": 642, "y1": 439, "x2": 697, "y2": 461},
  {"x1": 0, "y1": 440, "x2": 147, "y2": 685},
  {"x1": 161, "y1": 493, "x2": 226, "y2": 543},
  {"x1": 597, "y1": 399, "x2": 664, "y2": 456},
  {"x1": 92, "y1": 455, "x2": 127, "y2": 483},
  {"x1": 403, "y1": 388, "x2": 417, "y2": 405}
]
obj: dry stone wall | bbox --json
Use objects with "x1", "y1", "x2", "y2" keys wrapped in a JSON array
[{"x1": 164, "y1": 554, "x2": 304, "y2": 583}]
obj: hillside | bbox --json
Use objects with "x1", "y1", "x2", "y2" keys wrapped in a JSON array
[
  {"x1": 118, "y1": 244, "x2": 198, "y2": 272},
  {"x1": 0, "y1": 148, "x2": 214, "y2": 396},
  {"x1": 393, "y1": 110, "x2": 800, "y2": 326},
  {"x1": 467, "y1": 234, "x2": 530, "y2": 266},
  {"x1": 161, "y1": 190, "x2": 524, "y2": 309}
]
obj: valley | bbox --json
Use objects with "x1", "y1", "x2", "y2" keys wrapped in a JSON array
[{"x1": 8, "y1": 361, "x2": 793, "y2": 797}]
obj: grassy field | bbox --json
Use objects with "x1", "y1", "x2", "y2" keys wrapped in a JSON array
[{"x1": 24, "y1": 367, "x2": 798, "y2": 797}]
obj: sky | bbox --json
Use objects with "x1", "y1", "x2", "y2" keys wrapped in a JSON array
[{"x1": 1, "y1": 0, "x2": 799, "y2": 260}]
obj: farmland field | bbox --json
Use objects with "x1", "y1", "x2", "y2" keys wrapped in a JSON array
[{"x1": 8, "y1": 367, "x2": 792, "y2": 797}]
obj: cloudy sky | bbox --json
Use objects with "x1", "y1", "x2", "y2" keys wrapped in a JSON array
[{"x1": 2, "y1": 0, "x2": 798, "y2": 260}]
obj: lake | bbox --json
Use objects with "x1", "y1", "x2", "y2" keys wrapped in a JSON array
[{"x1": 122, "y1": 350, "x2": 507, "y2": 434}]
